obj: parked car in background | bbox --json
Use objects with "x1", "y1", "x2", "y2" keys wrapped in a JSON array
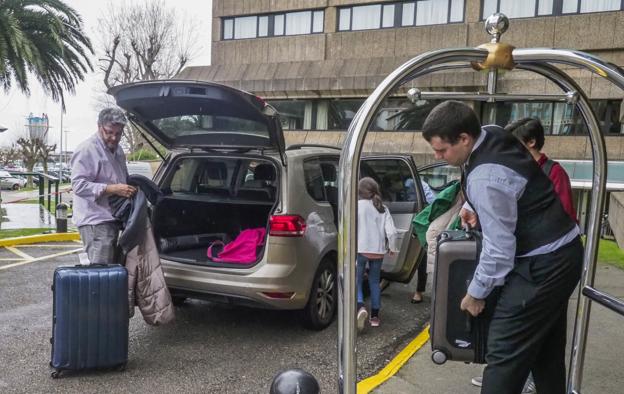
[{"x1": 0, "y1": 170, "x2": 27, "y2": 190}]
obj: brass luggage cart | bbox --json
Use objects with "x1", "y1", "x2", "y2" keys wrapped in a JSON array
[{"x1": 337, "y1": 13, "x2": 624, "y2": 394}]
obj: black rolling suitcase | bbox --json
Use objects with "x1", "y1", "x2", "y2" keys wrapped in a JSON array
[
  {"x1": 50, "y1": 264, "x2": 129, "y2": 378},
  {"x1": 429, "y1": 230, "x2": 497, "y2": 365}
]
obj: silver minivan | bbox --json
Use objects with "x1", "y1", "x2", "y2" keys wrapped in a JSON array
[{"x1": 111, "y1": 80, "x2": 429, "y2": 329}]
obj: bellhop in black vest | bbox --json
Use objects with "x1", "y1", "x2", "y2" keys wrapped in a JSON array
[
  {"x1": 464, "y1": 125, "x2": 576, "y2": 255},
  {"x1": 463, "y1": 125, "x2": 583, "y2": 394}
]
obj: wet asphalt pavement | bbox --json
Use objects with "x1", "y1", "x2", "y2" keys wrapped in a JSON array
[{"x1": 0, "y1": 247, "x2": 430, "y2": 393}]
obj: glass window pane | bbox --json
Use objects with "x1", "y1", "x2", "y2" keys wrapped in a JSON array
[
  {"x1": 500, "y1": 0, "x2": 536, "y2": 18},
  {"x1": 327, "y1": 99, "x2": 364, "y2": 129},
  {"x1": 402, "y1": 2, "x2": 415, "y2": 26},
  {"x1": 482, "y1": 0, "x2": 497, "y2": 18},
  {"x1": 274, "y1": 14, "x2": 284, "y2": 35},
  {"x1": 580, "y1": 0, "x2": 620, "y2": 13},
  {"x1": 352, "y1": 4, "x2": 382, "y2": 30},
  {"x1": 339, "y1": 8, "x2": 351, "y2": 30},
  {"x1": 303, "y1": 160, "x2": 325, "y2": 201},
  {"x1": 223, "y1": 19, "x2": 233, "y2": 39},
  {"x1": 234, "y1": 16, "x2": 257, "y2": 39},
  {"x1": 285, "y1": 11, "x2": 312, "y2": 35},
  {"x1": 562, "y1": 0, "x2": 578, "y2": 13},
  {"x1": 360, "y1": 159, "x2": 415, "y2": 202},
  {"x1": 538, "y1": 0, "x2": 554, "y2": 15},
  {"x1": 450, "y1": 0, "x2": 464, "y2": 22},
  {"x1": 313, "y1": 10, "x2": 324, "y2": 33},
  {"x1": 258, "y1": 16, "x2": 268, "y2": 37},
  {"x1": 382, "y1": 4, "x2": 395, "y2": 28},
  {"x1": 416, "y1": 0, "x2": 449, "y2": 26}
]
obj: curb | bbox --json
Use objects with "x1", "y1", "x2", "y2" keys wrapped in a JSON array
[
  {"x1": 357, "y1": 324, "x2": 430, "y2": 393},
  {"x1": 0, "y1": 232, "x2": 81, "y2": 247}
]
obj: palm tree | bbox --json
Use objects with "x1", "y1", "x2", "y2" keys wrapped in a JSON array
[{"x1": 0, "y1": 0, "x2": 93, "y2": 108}]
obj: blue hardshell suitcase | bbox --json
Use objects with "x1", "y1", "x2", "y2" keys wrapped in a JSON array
[{"x1": 50, "y1": 264, "x2": 129, "y2": 378}]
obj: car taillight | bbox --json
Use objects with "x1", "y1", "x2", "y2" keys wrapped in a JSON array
[{"x1": 269, "y1": 215, "x2": 306, "y2": 237}]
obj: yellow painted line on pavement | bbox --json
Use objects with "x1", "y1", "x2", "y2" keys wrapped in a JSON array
[
  {"x1": 5, "y1": 246, "x2": 33, "y2": 260},
  {"x1": 0, "y1": 258, "x2": 23, "y2": 261},
  {"x1": 17, "y1": 244, "x2": 82, "y2": 248},
  {"x1": 357, "y1": 324, "x2": 430, "y2": 394},
  {"x1": 0, "y1": 248, "x2": 83, "y2": 271},
  {"x1": 0, "y1": 232, "x2": 81, "y2": 247}
]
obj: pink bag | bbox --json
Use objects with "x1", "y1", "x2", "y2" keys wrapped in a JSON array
[{"x1": 207, "y1": 228, "x2": 266, "y2": 264}]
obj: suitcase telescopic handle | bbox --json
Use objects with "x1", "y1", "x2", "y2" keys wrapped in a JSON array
[{"x1": 465, "y1": 279, "x2": 473, "y2": 332}]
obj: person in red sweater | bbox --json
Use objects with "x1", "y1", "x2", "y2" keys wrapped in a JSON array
[{"x1": 506, "y1": 117, "x2": 577, "y2": 222}]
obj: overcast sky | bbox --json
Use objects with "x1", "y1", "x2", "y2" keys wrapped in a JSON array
[{"x1": 0, "y1": 0, "x2": 212, "y2": 150}]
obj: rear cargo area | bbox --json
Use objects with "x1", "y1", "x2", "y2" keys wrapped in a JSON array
[{"x1": 151, "y1": 156, "x2": 278, "y2": 265}]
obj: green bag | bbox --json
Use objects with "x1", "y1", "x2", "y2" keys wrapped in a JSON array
[{"x1": 412, "y1": 181, "x2": 461, "y2": 247}]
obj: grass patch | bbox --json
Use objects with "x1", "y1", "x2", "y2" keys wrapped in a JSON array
[
  {"x1": 0, "y1": 228, "x2": 52, "y2": 239},
  {"x1": 597, "y1": 239, "x2": 624, "y2": 270}
]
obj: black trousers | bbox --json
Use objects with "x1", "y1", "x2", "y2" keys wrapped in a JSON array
[
  {"x1": 416, "y1": 258, "x2": 427, "y2": 292},
  {"x1": 482, "y1": 236, "x2": 583, "y2": 394}
]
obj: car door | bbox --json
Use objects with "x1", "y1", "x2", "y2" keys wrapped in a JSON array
[{"x1": 360, "y1": 156, "x2": 427, "y2": 283}]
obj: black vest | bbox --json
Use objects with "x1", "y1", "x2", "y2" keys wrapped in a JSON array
[{"x1": 464, "y1": 126, "x2": 576, "y2": 255}]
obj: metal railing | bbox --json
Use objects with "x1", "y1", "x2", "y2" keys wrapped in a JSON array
[{"x1": 6, "y1": 171, "x2": 61, "y2": 212}]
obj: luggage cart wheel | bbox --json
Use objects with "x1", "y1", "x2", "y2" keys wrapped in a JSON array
[
  {"x1": 51, "y1": 370, "x2": 61, "y2": 379},
  {"x1": 431, "y1": 350, "x2": 447, "y2": 365}
]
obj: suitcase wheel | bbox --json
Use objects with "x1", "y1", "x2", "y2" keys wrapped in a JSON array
[
  {"x1": 117, "y1": 363, "x2": 127, "y2": 372},
  {"x1": 51, "y1": 370, "x2": 62, "y2": 379},
  {"x1": 431, "y1": 350, "x2": 448, "y2": 365}
]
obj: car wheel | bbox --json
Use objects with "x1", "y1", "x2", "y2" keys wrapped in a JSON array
[
  {"x1": 12, "y1": 184, "x2": 19, "y2": 190},
  {"x1": 302, "y1": 258, "x2": 337, "y2": 330}
]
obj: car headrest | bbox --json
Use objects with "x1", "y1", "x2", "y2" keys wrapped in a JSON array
[
  {"x1": 204, "y1": 162, "x2": 227, "y2": 180},
  {"x1": 320, "y1": 163, "x2": 336, "y2": 182},
  {"x1": 254, "y1": 164, "x2": 275, "y2": 181}
]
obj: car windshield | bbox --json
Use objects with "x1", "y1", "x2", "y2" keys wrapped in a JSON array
[{"x1": 152, "y1": 114, "x2": 269, "y2": 140}]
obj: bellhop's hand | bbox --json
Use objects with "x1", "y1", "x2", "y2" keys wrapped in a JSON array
[
  {"x1": 460, "y1": 293, "x2": 485, "y2": 317},
  {"x1": 459, "y1": 208, "x2": 478, "y2": 229}
]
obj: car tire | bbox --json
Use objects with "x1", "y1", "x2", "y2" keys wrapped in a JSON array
[
  {"x1": 301, "y1": 257, "x2": 337, "y2": 330},
  {"x1": 12, "y1": 184, "x2": 19, "y2": 190}
]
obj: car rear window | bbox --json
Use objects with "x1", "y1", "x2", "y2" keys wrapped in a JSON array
[{"x1": 152, "y1": 115, "x2": 269, "y2": 139}]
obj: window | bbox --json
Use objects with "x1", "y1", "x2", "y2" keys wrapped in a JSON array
[
  {"x1": 303, "y1": 160, "x2": 326, "y2": 201},
  {"x1": 223, "y1": 19, "x2": 233, "y2": 40},
  {"x1": 338, "y1": 1, "x2": 464, "y2": 31},
  {"x1": 313, "y1": 10, "x2": 324, "y2": 33},
  {"x1": 480, "y1": 100, "x2": 623, "y2": 136},
  {"x1": 274, "y1": 14, "x2": 285, "y2": 35},
  {"x1": 222, "y1": 9, "x2": 324, "y2": 40},
  {"x1": 483, "y1": 0, "x2": 623, "y2": 19},
  {"x1": 352, "y1": 4, "x2": 382, "y2": 30},
  {"x1": 270, "y1": 98, "x2": 444, "y2": 132},
  {"x1": 258, "y1": 16, "x2": 269, "y2": 37},
  {"x1": 360, "y1": 159, "x2": 417, "y2": 202},
  {"x1": 233, "y1": 16, "x2": 257, "y2": 39},
  {"x1": 382, "y1": 4, "x2": 396, "y2": 27},
  {"x1": 286, "y1": 11, "x2": 312, "y2": 35}
]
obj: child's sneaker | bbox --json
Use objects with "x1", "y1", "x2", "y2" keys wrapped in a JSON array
[
  {"x1": 369, "y1": 316, "x2": 380, "y2": 327},
  {"x1": 357, "y1": 307, "x2": 368, "y2": 332}
]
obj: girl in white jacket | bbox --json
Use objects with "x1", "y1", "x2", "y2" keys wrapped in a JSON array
[{"x1": 356, "y1": 177, "x2": 398, "y2": 330}]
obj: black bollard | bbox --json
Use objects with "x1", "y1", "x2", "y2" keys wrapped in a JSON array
[
  {"x1": 269, "y1": 369, "x2": 320, "y2": 394},
  {"x1": 55, "y1": 202, "x2": 69, "y2": 233}
]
